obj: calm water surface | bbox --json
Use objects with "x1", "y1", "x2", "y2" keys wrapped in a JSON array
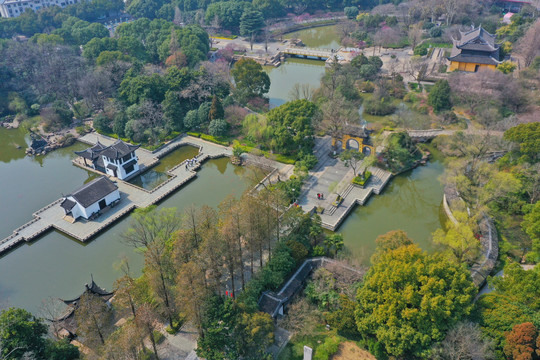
[
  {"x1": 0, "y1": 128, "x2": 260, "y2": 313},
  {"x1": 339, "y1": 148, "x2": 445, "y2": 265},
  {"x1": 0, "y1": 24, "x2": 445, "y2": 312},
  {"x1": 266, "y1": 25, "x2": 339, "y2": 108},
  {"x1": 129, "y1": 145, "x2": 199, "y2": 190}
]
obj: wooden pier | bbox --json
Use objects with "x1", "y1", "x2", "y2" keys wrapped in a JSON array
[{"x1": 0, "y1": 134, "x2": 232, "y2": 256}]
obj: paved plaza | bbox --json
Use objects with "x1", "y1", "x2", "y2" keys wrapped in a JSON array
[{"x1": 296, "y1": 136, "x2": 392, "y2": 230}]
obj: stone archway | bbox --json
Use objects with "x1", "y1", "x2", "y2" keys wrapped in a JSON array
[
  {"x1": 334, "y1": 140, "x2": 342, "y2": 150},
  {"x1": 346, "y1": 138, "x2": 360, "y2": 151},
  {"x1": 362, "y1": 146, "x2": 372, "y2": 156}
]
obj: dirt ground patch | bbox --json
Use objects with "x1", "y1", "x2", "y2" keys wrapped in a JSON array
[{"x1": 331, "y1": 341, "x2": 376, "y2": 360}]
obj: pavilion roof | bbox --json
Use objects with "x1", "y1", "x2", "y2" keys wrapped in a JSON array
[{"x1": 66, "y1": 176, "x2": 118, "y2": 208}]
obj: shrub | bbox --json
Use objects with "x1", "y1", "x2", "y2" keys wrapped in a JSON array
[
  {"x1": 313, "y1": 245, "x2": 326, "y2": 256},
  {"x1": 352, "y1": 171, "x2": 371, "y2": 186},
  {"x1": 93, "y1": 114, "x2": 112, "y2": 133},
  {"x1": 208, "y1": 118, "x2": 228, "y2": 137},
  {"x1": 429, "y1": 26, "x2": 443, "y2": 38},
  {"x1": 428, "y1": 80, "x2": 452, "y2": 113},
  {"x1": 344, "y1": 6, "x2": 359, "y2": 19},
  {"x1": 358, "y1": 80, "x2": 375, "y2": 93},
  {"x1": 364, "y1": 97, "x2": 396, "y2": 116},
  {"x1": 414, "y1": 45, "x2": 428, "y2": 56},
  {"x1": 152, "y1": 330, "x2": 165, "y2": 344},
  {"x1": 423, "y1": 21, "x2": 435, "y2": 30},
  {"x1": 314, "y1": 336, "x2": 341, "y2": 360},
  {"x1": 273, "y1": 154, "x2": 296, "y2": 164}
]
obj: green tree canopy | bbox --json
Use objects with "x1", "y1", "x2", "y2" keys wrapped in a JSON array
[
  {"x1": 355, "y1": 242, "x2": 476, "y2": 358},
  {"x1": 239, "y1": 8, "x2": 265, "y2": 37},
  {"x1": 432, "y1": 211, "x2": 481, "y2": 265},
  {"x1": 428, "y1": 79, "x2": 452, "y2": 113},
  {"x1": 504, "y1": 122, "x2": 540, "y2": 164},
  {"x1": 231, "y1": 58, "x2": 270, "y2": 103},
  {"x1": 266, "y1": 99, "x2": 319, "y2": 155},
  {"x1": 0, "y1": 308, "x2": 47, "y2": 359}
]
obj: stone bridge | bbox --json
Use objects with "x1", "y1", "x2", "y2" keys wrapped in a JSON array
[{"x1": 283, "y1": 47, "x2": 334, "y2": 60}]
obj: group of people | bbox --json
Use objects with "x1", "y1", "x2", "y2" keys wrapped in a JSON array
[
  {"x1": 185, "y1": 158, "x2": 198, "y2": 169},
  {"x1": 317, "y1": 193, "x2": 324, "y2": 200}
]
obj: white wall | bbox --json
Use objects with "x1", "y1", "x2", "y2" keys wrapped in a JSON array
[
  {"x1": 102, "y1": 152, "x2": 139, "y2": 180},
  {"x1": 69, "y1": 189, "x2": 120, "y2": 220}
]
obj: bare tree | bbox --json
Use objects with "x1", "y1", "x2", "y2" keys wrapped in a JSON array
[
  {"x1": 373, "y1": 27, "x2": 402, "y2": 55},
  {"x1": 78, "y1": 69, "x2": 114, "y2": 112},
  {"x1": 75, "y1": 292, "x2": 114, "y2": 349},
  {"x1": 135, "y1": 304, "x2": 161, "y2": 360},
  {"x1": 408, "y1": 23, "x2": 423, "y2": 50},
  {"x1": 405, "y1": 55, "x2": 429, "y2": 84},
  {"x1": 431, "y1": 322, "x2": 495, "y2": 360},
  {"x1": 320, "y1": 95, "x2": 356, "y2": 142},
  {"x1": 289, "y1": 83, "x2": 315, "y2": 101},
  {"x1": 122, "y1": 207, "x2": 181, "y2": 327},
  {"x1": 336, "y1": 20, "x2": 357, "y2": 41},
  {"x1": 516, "y1": 20, "x2": 540, "y2": 67},
  {"x1": 173, "y1": 6, "x2": 183, "y2": 26},
  {"x1": 39, "y1": 297, "x2": 66, "y2": 339}
]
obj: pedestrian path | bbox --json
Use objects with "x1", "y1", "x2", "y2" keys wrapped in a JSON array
[{"x1": 296, "y1": 136, "x2": 392, "y2": 231}]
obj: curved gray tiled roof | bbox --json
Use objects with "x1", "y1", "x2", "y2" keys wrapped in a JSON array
[
  {"x1": 66, "y1": 176, "x2": 118, "y2": 208},
  {"x1": 74, "y1": 140, "x2": 139, "y2": 160},
  {"x1": 449, "y1": 26, "x2": 501, "y2": 65}
]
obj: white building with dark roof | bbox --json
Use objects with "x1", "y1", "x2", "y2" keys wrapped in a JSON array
[
  {"x1": 60, "y1": 176, "x2": 120, "y2": 220},
  {"x1": 75, "y1": 139, "x2": 140, "y2": 180},
  {"x1": 0, "y1": 0, "x2": 83, "y2": 18}
]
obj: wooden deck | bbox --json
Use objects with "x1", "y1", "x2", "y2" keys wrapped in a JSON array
[{"x1": 0, "y1": 134, "x2": 232, "y2": 255}]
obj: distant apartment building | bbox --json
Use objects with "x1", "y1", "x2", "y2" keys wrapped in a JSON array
[{"x1": 0, "y1": 0, "x2": 83, "y2": 18}]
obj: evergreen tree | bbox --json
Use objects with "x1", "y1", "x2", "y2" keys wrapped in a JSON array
[
  {"x1": 428, "y1": 79, "x2": 452, "y2": 113},
  {"x1": 209, "y1": 95, "x2": 224, "y2": 121}
]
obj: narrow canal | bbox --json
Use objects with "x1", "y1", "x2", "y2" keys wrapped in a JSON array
[
  {"x1": 0, "y1": 128, "x2": 260, "y2": 313},
  {"x1": 0, "y1": 25, "x2": 445, "y2": 312}
]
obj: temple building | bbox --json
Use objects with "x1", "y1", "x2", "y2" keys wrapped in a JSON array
[
  {"x1": 60, "y1": 176, "x2": 120, "y2": 221},
  {"x1": 448, "y1": 25, "x2": 501, "y2": 72},
  {"x1": 52, "y1": 278, "x2": 114, "y2": 339},
  {"x1": 75, "y1": 140, "x2": 140, "y2": 180}
]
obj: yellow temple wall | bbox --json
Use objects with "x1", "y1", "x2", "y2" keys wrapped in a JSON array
[{"x1": 449, "y1": 61, "x2": 497, "y2": 72}]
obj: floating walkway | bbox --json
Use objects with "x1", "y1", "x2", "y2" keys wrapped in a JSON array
[{"x1": 0, "y1": 134, "x2": 232, "y2": 256}]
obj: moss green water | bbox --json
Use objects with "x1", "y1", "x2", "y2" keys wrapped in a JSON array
[
  {"x1": 266, "y1": 25, "x2": 340, "y2": 108},
  {"x1": 129, "y1": 146, "x2": 200, "y2": 190},
  {"x1": 283, "y1": 25, "x2": 340, "y2": 49},
  {"x1": 339, "y1": 147, "x2": 445, "y2": 265},
  {"x1": 0, "y1": 24, "x2": 445, "y2": 312},
  {"x1": 0, "y1": 130, "x2": 261, "y2": 313}
]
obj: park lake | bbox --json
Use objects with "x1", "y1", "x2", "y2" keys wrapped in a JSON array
[{"x1": 0, "y1": 25, "x2": 445, "y2": 313}]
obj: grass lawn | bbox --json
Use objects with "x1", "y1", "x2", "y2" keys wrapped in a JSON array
[{"x1": 332, "y1": 342, "x2": 376, "y2": 360}]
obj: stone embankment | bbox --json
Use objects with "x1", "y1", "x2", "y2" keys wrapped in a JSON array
[{"x1": 442, "y1": 184, "x2": 499, "y2": 288}]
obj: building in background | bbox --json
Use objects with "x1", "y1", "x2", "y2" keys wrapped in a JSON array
[
  {"x1": 448, "y1": 26, "x2": 501, "y2": 72},
  {"x1": 0, "y1": 0, "x2": 83, "y2": 18}
]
